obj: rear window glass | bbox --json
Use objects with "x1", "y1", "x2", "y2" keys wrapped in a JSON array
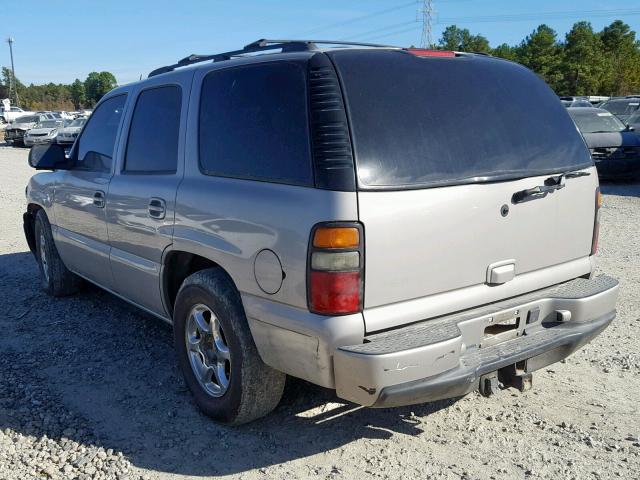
[
  {"x1": 198, "y1": 62, "x2": 313, "y2": 186},
  {"x1": 329, "y1": 50, "x2": 592, "y2": 188},
  {"x1": 600, "y1": 99, "x2": 640, "y2": 116}
]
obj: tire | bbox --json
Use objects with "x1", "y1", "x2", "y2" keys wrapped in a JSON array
[
  {"x1": 173, "y1": 268, "x2": 286, "y2": 425},
  {"x1": 34, "y1": 209, "x2": 82, "y2": 296}
]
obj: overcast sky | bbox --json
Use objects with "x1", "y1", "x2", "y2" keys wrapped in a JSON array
[{"x1": 4, "y1": 0, "x2": 640, "y2": 85}]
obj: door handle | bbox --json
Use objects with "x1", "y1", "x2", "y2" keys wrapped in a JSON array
[
  {"x1": 93, "y1": 191, "x2": 105, "y2": 208},
  {"x1": 148, "y1": 197, "x2": 166, "y2": 219}
]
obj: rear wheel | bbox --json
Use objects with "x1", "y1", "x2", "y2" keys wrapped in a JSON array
[
  {"x1": 173, "y1": 268, "x2": 286, "y2": 425},
  {"x1": 34, "y1": 210, "x2": 82, "y2": 296}
]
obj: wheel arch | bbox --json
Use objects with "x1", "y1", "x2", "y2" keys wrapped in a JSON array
[
  {"x1": 161, "y1": 249, "x2": 239, "y2": 317},
  {"x1": 23, "y1": 203, "x2": 45, "y2": 254}
]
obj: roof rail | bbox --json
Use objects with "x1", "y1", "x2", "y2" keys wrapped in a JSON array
[{"x1": 148, "y1": 38, "x2": 399, "y2": 77}]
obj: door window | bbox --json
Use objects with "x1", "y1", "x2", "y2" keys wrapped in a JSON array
[
  {"x1": 75, "y1": 94, "x2": 127, "y2": 172},
  {"x1": 124, "y1": 85, "x2": 181, "y2": 173}
]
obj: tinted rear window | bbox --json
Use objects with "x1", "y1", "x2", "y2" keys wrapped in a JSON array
[
  {"x1": 329, "y1": 50, "x2": 592, "y2": 188},
  {"x1": 199, "y1": 62, "x2": 313, "y2": 186}
]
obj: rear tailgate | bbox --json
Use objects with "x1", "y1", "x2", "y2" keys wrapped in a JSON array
[
  {"x1": 358, "y1": 169, "x2": 596, "y2": 330},
  {"x1": 328, "y1": 49, "x2": 597, "y2": 332}
]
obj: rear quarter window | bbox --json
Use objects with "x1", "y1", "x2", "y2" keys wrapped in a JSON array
[
  {"x1": 198, "y1": 62, "x2": 313, "y2": 186},
  {"x1": 329, "y1": 50, "x2": 592, "y2": 189}
]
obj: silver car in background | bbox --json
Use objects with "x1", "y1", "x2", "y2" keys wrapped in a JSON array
[
  {"x1": 23, "y1": 119, "x2": 66, "y2": 147},
  {"x1": 56, "y1": 117, "x2": 87, "y2": 146}
]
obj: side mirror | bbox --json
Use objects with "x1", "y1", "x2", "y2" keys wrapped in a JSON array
[
  {"x1": 625, "y1": 124, "x2": 635, "y2": 132},
  {"x1": 28, "y1": 143, "x2": 72, "y2": 170}
]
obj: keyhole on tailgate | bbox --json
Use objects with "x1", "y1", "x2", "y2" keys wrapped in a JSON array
[{"x1": 500, "y1": 204, "x2": 509, "y2": 217}]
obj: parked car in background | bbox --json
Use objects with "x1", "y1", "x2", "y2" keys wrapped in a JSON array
[
  {"x1": 24, "y1": 40, "x2": 618, "y2": 425},
  {"x1": 1, "y1": 106, "x2": 35, "y2": 124},
  {"x1": 625, "y1": 110, "x2": 640, "y2": 133},
  {"x1": 4, "y1": 114, "x2": 48, "y2": 146},
  {"x1": 560, "y1": 96, "x2": 593, "y2": 108},
  {"x1": 56, "y1": 117, "x2": 86, "y2": 146},
  {"x1": 23, "y1": 119, "x2": 66, "y2": 147},
  {"x1": 599, "y1": 96, "x2": 640, "y2": 122},
  {"x1": 568, "y1": 107, "x2": 640, "y2": 180}
]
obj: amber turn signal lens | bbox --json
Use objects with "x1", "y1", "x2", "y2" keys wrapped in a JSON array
[
  {"x1": 313, "y1": 227, "x2": 360, "y2": 249},
  {"x1": 596, "y1": 189, "x2": 603, "y2": 209}
]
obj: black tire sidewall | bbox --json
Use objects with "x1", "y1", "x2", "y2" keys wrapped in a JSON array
[
  {"x1": 34, "y1": 212, "x2": 54, "y2": 293},
  {"x1": 173, "y1": 282, "x2": 245, "y2": 424}
]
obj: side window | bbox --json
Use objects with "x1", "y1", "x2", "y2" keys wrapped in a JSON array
[
  {"x1": 75, "y1": 94, "x2": 127, "y2": 172},
  {"x1": 199, "y1": 62, "x2": 313, "y2": 186},
  {"x1": 124, "y1": 85, "x2": 181, "y2": 173}
]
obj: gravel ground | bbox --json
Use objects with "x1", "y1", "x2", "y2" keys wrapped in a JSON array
[{"x1": 0, "y1": 145, "x2": 639, "y2": 480}]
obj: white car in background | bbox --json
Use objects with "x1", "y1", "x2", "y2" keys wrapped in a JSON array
[
  {"x1": 23, "y1": 119, "x2": 66, "y2": 147},
  {"x1": 56, "y1": 117, "x2": 87, "y2": 146},
  {"x1": 1, "y1": 106, "x2": 35, "y2": 124}
]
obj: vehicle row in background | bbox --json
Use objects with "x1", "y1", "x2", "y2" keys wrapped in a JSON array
[
  {"x1": 598, "y1": 96, "x2": 640, "y2": 123},
  {"x1": 568, "y1": 107, "x2": 640, "y2": 180},
  {"x1": 4, "y1": 111, "x2": 89, "y2": 146}
]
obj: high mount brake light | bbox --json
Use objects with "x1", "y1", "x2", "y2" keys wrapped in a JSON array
[
  {"x1": 308, "y1": 224, "x2": 363, "y2": 315},
  {"x1": 406, "y1": 48, "x2": 456, "y2": 58},
  {"x1": 591, "y1": 187, "x2": 602, "y2": 256}
]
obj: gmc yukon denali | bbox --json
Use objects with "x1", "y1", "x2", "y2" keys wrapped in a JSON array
[{"x1": 23, "y1": 40, "x2": 619, "y2": 425}]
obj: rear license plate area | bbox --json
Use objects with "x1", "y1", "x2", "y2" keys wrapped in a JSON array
[{"x1": 481, "y1": 310, "x2": 521, "y2": 347}]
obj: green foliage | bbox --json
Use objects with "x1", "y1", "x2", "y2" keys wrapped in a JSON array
[
  {"x1": 69, "y1": 79, "x2": 86, "y2": 110},
  {"x1": 0, "y1": 69, "x2": 118, "y2": 110},
  {"x1": 439, "y1": 25, "x2": 491, "y2": 53},
  {"x1": 84, "y1": 71, "x2": 117, "y2": 106},
  {"x1": 517, "y1": 25, "x2": 564, "y2": 92},
  {"x1": 561, "y1": 22, "x2": 607, "y2": 95},
  {"x1": 437, "y1": 20, "x2": 640, "y2": 96}
]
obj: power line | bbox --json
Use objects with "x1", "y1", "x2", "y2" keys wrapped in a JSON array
[
  {"x1": 353, "y1": 6, "x2": 640, "y2": 43},
  {"x1": 435, "y1": 8, "x2": 640, "y2": 25},
  {"x1": 343, "y1": 20, "x2": 419, "y2": 41},
  {"x1": 292, "y1": 1, "x2": 418, "y2": 37}
]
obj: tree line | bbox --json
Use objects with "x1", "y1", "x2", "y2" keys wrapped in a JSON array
[
  {"x1": 1, "y1": 19, "x2": 639, "y2": 109},
  {"x1": 0, "y1": 69, "x2": 117, "y2": 111},
  {"x1": 437, "y1": 20, "x2": 640, "y2": 96}
]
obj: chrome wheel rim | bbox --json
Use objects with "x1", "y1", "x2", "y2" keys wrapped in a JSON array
[
  {"x1": 185, "y1": 304, "x2": 231, "y2": 397},
  {"x1": 39, "y1": 233, "x2": 49, "y2": 283}
]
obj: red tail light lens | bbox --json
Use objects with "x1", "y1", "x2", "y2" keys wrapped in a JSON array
[
  {"x1": 310, "y1": 271, "x2": 360, "y2": 314},
  {"x1": 308, "y1": 223, "x2": 363, "y2": 315},
  {"x1": 591, "y1": 187, "x2": 602, "y2": 255},
  {"x1": 406, "y1": 48, "x2": 455, "y2": 58}
]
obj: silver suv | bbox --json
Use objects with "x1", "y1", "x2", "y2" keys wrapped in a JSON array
[{"x1": 24, "y1": 40, "x2": 619, "y2": 425}]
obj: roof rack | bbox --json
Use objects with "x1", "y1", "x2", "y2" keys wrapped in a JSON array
[{"x1": 148, "y1": 38, "x2": 399, "y2": 77}]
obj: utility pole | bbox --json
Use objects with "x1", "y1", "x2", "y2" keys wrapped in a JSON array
[
  {"x1": 420, "y1": 0, "x2": 434, "y2": 49},
  {"x1": 7, "y1": 37, "x2": 19, "y2": 107}
]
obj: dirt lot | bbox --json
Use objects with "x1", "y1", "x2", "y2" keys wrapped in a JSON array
[{"x1": 0, "y1": 145, "x2": 639, "y2": 480}]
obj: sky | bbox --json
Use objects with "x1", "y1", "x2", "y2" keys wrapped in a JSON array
[{"x1": 3, "y1": 0, "x2": 640, "y2": 86}]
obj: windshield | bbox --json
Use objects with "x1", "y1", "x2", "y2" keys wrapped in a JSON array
[
  {"x1": 329, "y1": 50, "x2": 592, "y2": 188},
  {"x1": 36, "y1": 120, "x2": 59, "y2": 129},
  {"x1": 69, "y1": 118, "x2": 86, "y2": 127},
  {"x1": 627, "y1": 111, "x2": 640, "y2": 125},
  {"x1": 569, "y1": 110, "x2": 625, "y2": 133},
  {"x1": 600, "y1": 99, "x2": 640, "y2": 116},
  {"x1": 15, "y1": 115, "x2": 40, "y2": 124}
]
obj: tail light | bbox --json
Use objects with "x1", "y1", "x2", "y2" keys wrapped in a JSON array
[
  {"x1": 591, "y1": 187, "x2": 602, "y2": 255},
  {"x1": 308, "y1": 223, "x2": 363, "y2": 315}
]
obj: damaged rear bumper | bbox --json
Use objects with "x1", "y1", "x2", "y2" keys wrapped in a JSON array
[{"x1": 334, "y1": 275, "x2": 618, "y2": 407}]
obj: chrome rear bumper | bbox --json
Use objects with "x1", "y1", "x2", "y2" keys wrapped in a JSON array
[{"x1": 334, "y1": 275, "x2": 618, "y2": 407}]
